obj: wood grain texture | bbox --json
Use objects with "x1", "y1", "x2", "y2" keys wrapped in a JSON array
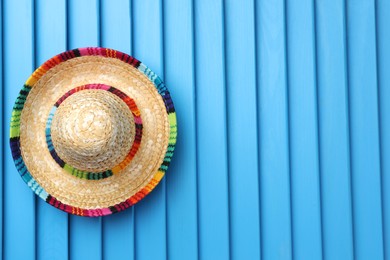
[
  {"x1": 346, "y1": 1, "x2": 384, "y2": 259},
  {"x1": 315, "y1": 1, "x2": 354, "y2": 259},
  {"x1": 256, "y1": 0, "x2": 293, "y2": 259},
  {"x1": 35, "y1": 1, "x2": 68, "y2": 259},
  {"x1": 0, "y1": 0, "x2": 3, "y2": 258},
  {"x1": 194, "y1": 0, "x2": 230, "y2": 259},
  {"x1": 225, "y1": 0, "x2": 261, "y2": 259},
  {"x1": 377, "y1": 1, "x2": 390, "y2": 259},
  {"x1": 286, "y1": 0, "x2": 323, "y2": 259},
  {"x1": 164, "y1": 0, "x2": 198, "y2": 259},
  {"x1": 3, "y1": 0, "x2": 35, "y2": 259}
]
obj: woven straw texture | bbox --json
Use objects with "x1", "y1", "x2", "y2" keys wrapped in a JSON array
[{"x1": 10, "y1": 47, "x2": 177, "y2": 217}]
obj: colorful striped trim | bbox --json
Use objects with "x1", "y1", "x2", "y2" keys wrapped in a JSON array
[
  {"x1": 45, "y1": 84, "x2": 143, "y2": 180},
  {"x1": 10, "y1": 47, "x2": 177, "y2": 217}
]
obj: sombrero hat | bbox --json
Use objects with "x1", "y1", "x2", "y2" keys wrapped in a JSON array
[{"x1": 10, "y1": 47, "x2": 177, "y2": 217}]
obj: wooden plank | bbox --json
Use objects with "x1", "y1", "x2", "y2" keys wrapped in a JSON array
[
  {"x1": 315, "y1": 1, "x2": 354, "y2": 259},
  {"x1": 376, "y1": 1, "x2": 390, "y2": 259},
  {"x1": 286, "y1": 0, "x2": 323, "y2": 259},
  {"x1": 224, "y1": 0, "x2": 261, "y2": 259},
  {"x1": 194, "y1": 1, "x2": 230, "y2": 259},
  {"x1": 3, "y1": 0, "x2": 35, "y2": 259},
  {"x1": 35, "y1": 0, "x2": 68, "y2": 259},
  {"x1": 346, "y1": 1, "x2": 384, "y2": 259},
  {"x1": 0, "y1": 0, "x2": 3, "y2": 258},
  {"x1": 67, "y1": 1, "x2": 102, "y2": 259},
  {"x1": 256, "y1": 0, "x2": 293, "y2": 259},
  {"x1": 132, "y1": 1, "x2": 167, "y2": 259},
  {"x1": 100, "y1": 0, "x2": 131, "y2": 52},
  {"x1": 163, "y1": 0, "x2": 198, "y2": 259},
  {"x1": 100, "y1": 1, "x2": 135, "y2": 259}
]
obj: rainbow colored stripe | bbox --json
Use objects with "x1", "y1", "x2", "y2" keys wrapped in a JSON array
[
  {"x1": 9, "y1": 47, "x2": 177, "y2": 217},
  {"x1": 46, "y1": 84, "x2": 143, "y2": 180}
]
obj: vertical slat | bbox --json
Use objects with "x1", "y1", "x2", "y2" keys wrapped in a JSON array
[
  {"x1": 35, "y1": 0, "x2": 68, "y2": 259},
  {"x1": 376, "y1": 1, "x2": 390, "y2": 259},
  {"x1": 68, "y1": 0, "x2": 99, "y2": 47},
  {"x1": 164, "y1": 0, "x2": 198, "y2": 259},
  {"x1": 315, "y1": 1, "x2": 354, "y2": 259},
  {"x1": 256, "y1": 0, "x2": 293, "y2": 259},
  {"x1": 286, "y1": 0, "x2": 323, "y2": 259},
  {"x1": 0, "y1": 0, "x2": 3, "y2": 258},
  {"x1": 100, "y1": 0, "x2": 131, "y2": 51},
  {"x1": 194, "y1": 0, "x2": 230, "y2": 259},
  {"x1": 3, "y1": 0, "x2": 35, "y2": 259},
  {"x1": 346, "y1": 0, "x2": 384, "y2": 259},
  {"x1": 225, "y1": 0, "x2": 260, "y2": 259},
  {"x1": 67, "y1": 1, "x2": 102, "y2": 260},
  {"x1": 132, "y1": 1, "x2": 167, "y2": 260},
  {"x1": 0, "y1": 0, "x2": 2, "y2": 260},
  {"x1": 100, "y1": 1, "x2": 135, "y2": 259}
]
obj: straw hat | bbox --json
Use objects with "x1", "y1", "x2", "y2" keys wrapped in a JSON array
[{"x1": 10, "y1": 47, "x2": 177, "y2": 217}]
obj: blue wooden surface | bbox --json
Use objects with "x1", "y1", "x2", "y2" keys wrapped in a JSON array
[
  {"x1": 225, "y1": 0, "x2": 260, "y2": 259},
  {"x1": 286, "y1": 0, "x2": 323, "y2": 259},
  {"x1": 315, "y1": 1, "x2": 354, "y2": 259},
  {"x1": 257, "y1": 0, "x2": 293, "y2": 258},
  {"x1": 164, "y1": 0, "x2": 198, "y2": 259},
  {"x1": 195, "y1": 1, "x2": 230, "y2": 259},
  {"x1": 0, "y1": 0, "x2": 2, "y2": 258},
  {"x1": 377, "y1": 1, "x2": 390, "y2": 259},
  {"x1": 1, "y1": 0, "x2": 390, "y2": 260},
  {"x1": 3, "y1": 1, "x2": 35, "y2": 259},
  {"x1": 35, "y1": 1, "x2": 68, "y2": 260},
  {"x1": 347, "y1": 1, "x2": 384, "y2": 259}
]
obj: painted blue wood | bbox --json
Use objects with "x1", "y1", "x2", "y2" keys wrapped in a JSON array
[
  {"x1": 67, "y1": 1, "x2": 102, "y2": 260},
  {"x1": 225, "y1": 0, "x2": 261, "y2": 259},
  {"x1": 256, "y1": 0, "x2": 293, "y2": 259},
  {"x1": 286, "y1": 0, "x2": 322, "y2": 259},
  {"x1": 100, "y1": 1, "x2": 135, "y2": 260},
  {"x1": 1, "y1": 1, "x2": 389, "y2": 260},
  {"x1": 0, "y1": 0, "x2": 3, "y2": 258},
  {"x1": 163, "y1": 0, "x2": 198, "y2": 259},
  {"x1": 35, "y1": 1, "x2": 68, "y2": 259},
  {"x1": 346, "y1": 1, "x2": 384, "y2": 259},
  {"x1": 376, "y1": 1, "x2": 390, "y2": 259},
  {"x1": 3, "y1": 0, "x2": 35, "y2": 259},
  {"x1": 194, "y1": 0, "x2": 230, "y2": 259},
  {"x1": 315, "y1": 1, "x2": 355, "y2": 259},
  {"x1": 132, "y1": 1, "x2": 167, "y2": 260}
]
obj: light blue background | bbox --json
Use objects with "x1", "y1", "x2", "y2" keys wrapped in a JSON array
[{"x1": 1, "y1": 0, "x2": 389, "y2": 259}]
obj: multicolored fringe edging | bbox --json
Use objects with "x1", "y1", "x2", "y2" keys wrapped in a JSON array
[{"x1": 10, "y1": 47, "x2": 177, "y2": 217}]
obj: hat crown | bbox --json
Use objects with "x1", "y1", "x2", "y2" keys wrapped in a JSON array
[{"x1": 50, "y1": 89, "x2": 135, "y2": 172}]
